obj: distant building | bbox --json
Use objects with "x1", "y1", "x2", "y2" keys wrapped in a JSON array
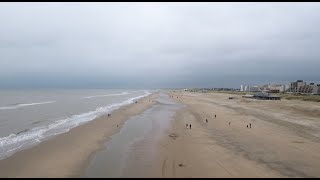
[
  {"x1": 311, "y1": 84, "x2": 320, "y2": 95},
  {"x1": 268, "y1": 84, "x2": 285, "y2": 93},
  {"x1": 290, "y1": 80, "x2": 319, "y2": 94},
  {"x1": 301, "y1": 84, "x2": 314, "y2": 94},
  {"x1": 256, "y1": 83, "x2": 290, "y2": 93},
  {"x1": 240, "y1": 85, "x2": 244, "y2": 92},
  {"x1": 280, "y1": 84, "x2": 286, "y2": 92},
  {"x1": 249, "y1": 86, "x2": 260, "y2": 92},
  {"x1": 317, "y1": 84, "x2": 320, "y2": 94},
  {"x1": 244, "y1": 85, "x2": 250, "y2": 92},
  {"x1": 258, "y1": 84, "x2": 268, "y2": 92},
  {"x1": 284, "y1": 84, "x2": 290, "y2": 92},
  {"x1": 290, "y1": 80, "x2": 306, "y2": 93}
]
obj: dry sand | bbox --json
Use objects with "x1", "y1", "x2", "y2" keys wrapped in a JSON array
[
  {"x1": 150, "y1": 91, "x2": 320, "y2": 178},
  {"x1": 0, "y1": 93, "x2": 159, "y2": 178}
]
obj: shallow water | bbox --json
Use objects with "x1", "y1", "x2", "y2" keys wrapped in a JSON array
[
  {"x1": 83, "y1": 92, "x2": 183, "y2": 178},
  {"x1": 0, "y1": 89, "x2": 154, "y2": 160}
]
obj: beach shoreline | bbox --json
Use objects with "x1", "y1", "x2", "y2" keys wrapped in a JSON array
[
  {"x1": 2, "y1": 90, "x2": 320, "y2": 178},
  {"x1": 0, "y1": 92, "x2": 159, "y2": 178}
]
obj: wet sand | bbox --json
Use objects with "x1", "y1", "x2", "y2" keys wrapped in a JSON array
[
  {"x1": 84, "y1": 92, "x2": 182, "y2": 177},
  {"x1": 0, "y1": 93, "x2": 159, "y2": 178}
]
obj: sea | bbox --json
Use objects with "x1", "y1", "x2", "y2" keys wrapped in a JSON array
[{"x1": 0, "y1": 89, "x2": 155, "y2": 160}]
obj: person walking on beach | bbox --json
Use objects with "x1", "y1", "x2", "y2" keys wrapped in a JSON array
[
  {"x1": 247, "y1": 125, "x2": 248, "y2": 128},
  {"x1": 206, "y1": 119, "x2": 208, "y2": 123},
  {"x1": 215, "y1": 114, "x2": 216, "y2": 118},
  {"x1": 250, "y1": 123, "x2": 251, "y2": 128},
  {"x1": 229, "y1": 122, "x2": 231, "y2": 126},
  {"x1": 186, "y1": 123, "x2": 188, "y2": 128},
  {"x1": 189, "y1": 124, "x2": 192, "y2": 129}
]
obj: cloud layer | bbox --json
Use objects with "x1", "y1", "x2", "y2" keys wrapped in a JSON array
[{"x1": 1, "y1": 3, "x2": 319, "y2": 88}]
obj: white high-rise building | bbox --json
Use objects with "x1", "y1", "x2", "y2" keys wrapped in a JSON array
[
  {"x1": 285, "y1": 84, "x2": 290, "y2": 92},
  {"x1": 240, "y1": 85, "x2": 244, "y2": 92},
  {"x1": 280, "y1": 84, "x2": 285, "y2": 92},
  {"x1": 244, "y1": 85, "x2": 250, "y2": 92}
]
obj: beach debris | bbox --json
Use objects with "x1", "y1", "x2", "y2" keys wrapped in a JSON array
[
  {"x1": 229, "y1": 122, "x2": 231, "y2": 126},
  {"x1": 108, "y1": 113, "x2": 111, "y2": 117},
  {"x1": 135, "y1": 101, "x2": 138, "y2": 103},
  {"x1": 169, "y1": 133, "x2": 178, "y2": 139},
  {"x1": 178, "y1": 163, "x2": 184, "y2": 167}
]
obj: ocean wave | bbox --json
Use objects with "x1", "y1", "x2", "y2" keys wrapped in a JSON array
[
  {"x1": 0, "y1": 101, "x2": 56, "y2": 110},
  {"x1": 0, "y1": 91, "x2": 151, "y2": 160},
  {"x1": 31, "y1": 121, "x2": 41, "y2": 125},
  {"x1": 16, "y1": 129, "x2": 30, "y2": 135},
  {"x1": 83, "y1": 92, "x2": 130, "y2": 99}
]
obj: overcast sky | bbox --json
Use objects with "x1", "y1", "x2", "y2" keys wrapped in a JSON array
[{"x1": 0, "y1": 2, "x2": 320, "y2": 89}]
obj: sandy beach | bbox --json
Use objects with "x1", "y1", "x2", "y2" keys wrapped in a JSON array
[
  {"x1": 154, "y1": 91, "x2": 320, "y2": 178},
  {"x1": 1, "y1": 90, "x2": 320, "y2": 178},
  {"x1": 0, "y1": 92, "x2": 159, "y2": 178},
  {"x1": 115, "y1": 91, "x2": 320, "y2": 178}
]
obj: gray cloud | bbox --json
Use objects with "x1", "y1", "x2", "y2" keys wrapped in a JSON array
[{"x1": 0, "y1": 2, "x2": 320, "y2": 88}]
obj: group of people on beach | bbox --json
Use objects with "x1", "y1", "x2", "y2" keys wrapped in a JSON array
[
  {"x1": 171, "y1": 93, "x2": 255, "y2": 131},
  {"x1": 204, "y1": 114, "x2": 216, "y2": 124},
  {"x1": 200, "y1": 113, "x2": 253, "y2": 129},
  {"x1": 186, "y1": 123, "x2": 192, "y2": 129},
  {"x1": 186, "y1": 114, "x2": 219, "y2": 130}
]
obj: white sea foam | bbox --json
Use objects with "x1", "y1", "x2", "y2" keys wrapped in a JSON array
[
  {"x1": 83, "y1": 92, "x2": 130, "y2": 99},
  {"x1": 0, "y1": 101, "x2": 55, "y2": 110},
  {"x1": 0, "y1": 91, "x2": 151, "y2": 160}
]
